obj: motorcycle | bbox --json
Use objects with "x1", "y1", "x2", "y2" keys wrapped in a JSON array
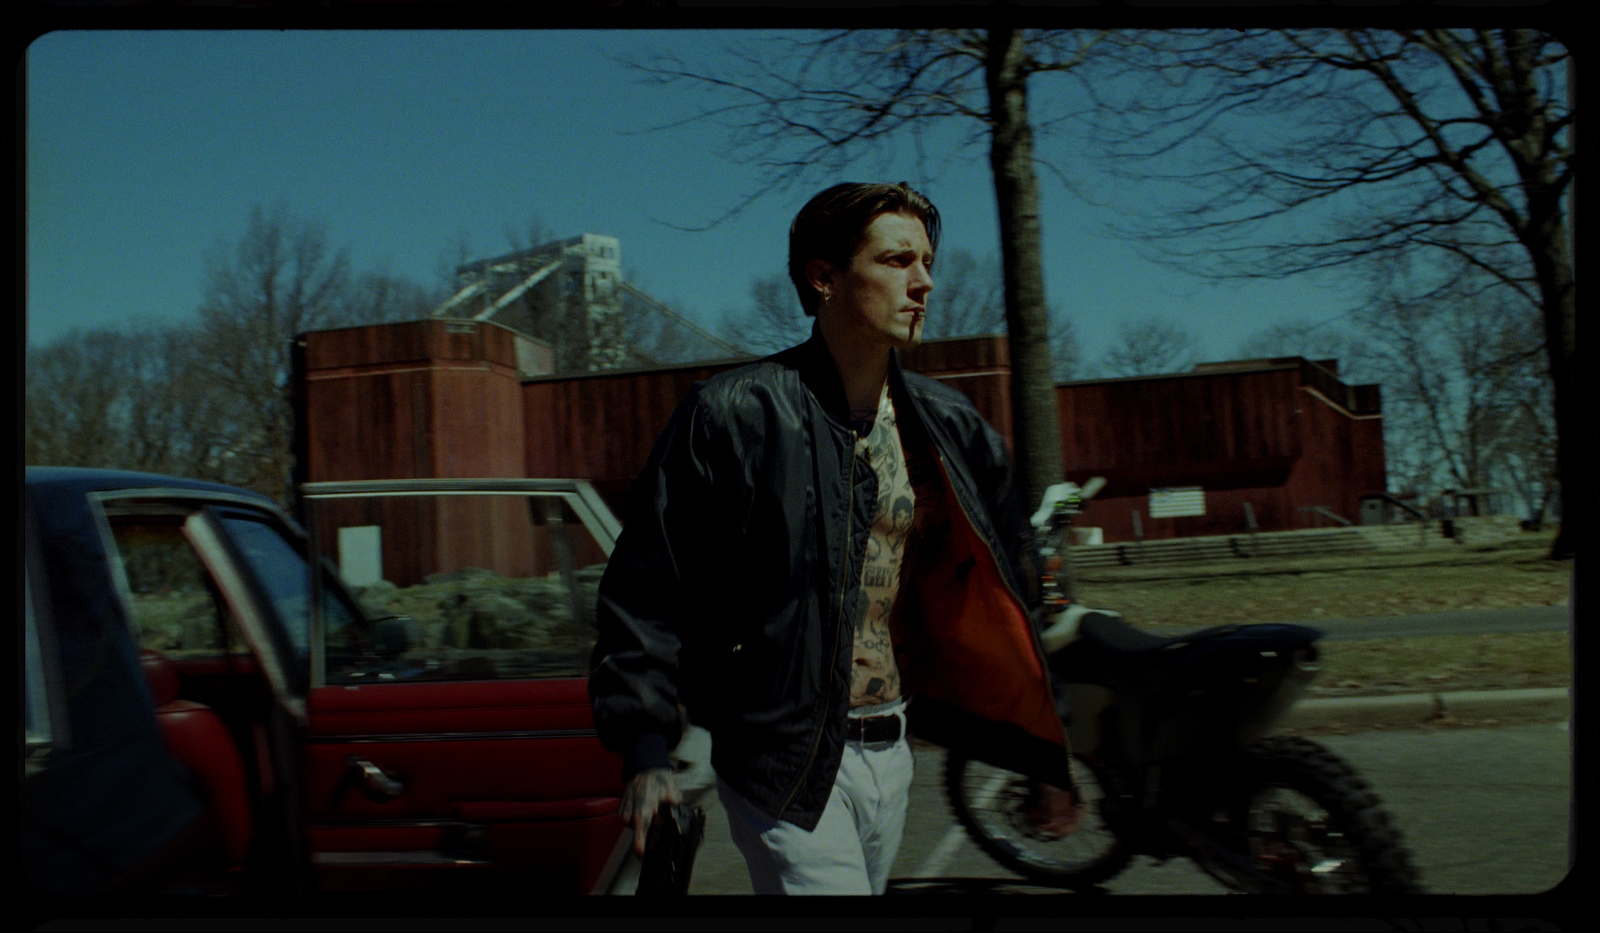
[{"x1": 945, "y1": 481, "x2": 1423, "y2": 894}]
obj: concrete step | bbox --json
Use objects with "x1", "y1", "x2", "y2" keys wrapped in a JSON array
[
  {"x1": 1064, "y1": 517, "x2": 1529, "y2": 568},
  {"x1": 1068, "y1": 526, "x2": 1367, "y2": 568}
]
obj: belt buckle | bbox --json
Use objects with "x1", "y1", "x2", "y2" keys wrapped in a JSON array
[{"x1": 850, "y1": 711, "x2": 898, "y2": 744}]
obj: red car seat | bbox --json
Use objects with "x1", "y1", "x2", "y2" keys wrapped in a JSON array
[{"x1": 140, "y1": 650, "x2": 254, "y2": 866}]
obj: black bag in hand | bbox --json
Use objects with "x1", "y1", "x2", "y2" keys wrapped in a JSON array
[{"x1": 635, "y1": 802, "x2": 705, "y2": 895}]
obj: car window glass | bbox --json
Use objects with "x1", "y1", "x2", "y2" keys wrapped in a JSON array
[
  {"x1": 25, "y1": 570, "x2": 54, "y2": 761},
  {"x1": 213, "y1": 512, "x2": 359, "y2": 665},
  {"x1": 110, "y1": 520, "x2": 240, "y2": 657},
  {"x1": 25, "y1": 504, "x2": 63, "y2": 765},
  {"x1": 306, "y1": 493, "x2": 605, "y2": 685}
]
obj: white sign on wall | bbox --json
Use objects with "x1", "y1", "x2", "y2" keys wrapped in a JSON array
[
  {"x1": 1149, "y1": 487, "x2": 1206, "y2": 518},
  {"x1": 338, "y1": 525, "x2": 384, "y2": 586}
]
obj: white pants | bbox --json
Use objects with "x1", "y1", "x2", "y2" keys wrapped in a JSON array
[{"x1": 717, "y1": 700, "x2": 914, "y2": 895}]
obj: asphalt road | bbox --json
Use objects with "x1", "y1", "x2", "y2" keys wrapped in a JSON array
[{"x1": 685, "y1": 719, "x2": 1574, "y2": 896}]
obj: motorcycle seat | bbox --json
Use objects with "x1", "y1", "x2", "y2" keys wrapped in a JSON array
[
  {"x1": 1057, "y1": 613, "x2": 1250, "y2": 686},
  {"x1": 1078, "y1": 612, "x2": 1230, "y2": 655},
  {"x1": 1058, "y1": 612, "x2": 1321, "y2": 689}
]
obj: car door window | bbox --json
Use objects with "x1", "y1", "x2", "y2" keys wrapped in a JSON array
[
  {"x1": 109, "y1": 518, "x2": 242, "y2": 658},
  {"x1": 304, "y1": 492, "x2": 606, "y2": 685},
  {"x1": 212, "y1": 512, "x2": 359, "y2": 656}
]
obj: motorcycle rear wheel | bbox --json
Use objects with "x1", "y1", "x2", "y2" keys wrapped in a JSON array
[
  {"x1": 1226, "y1": 735, "x2": 1423, "y2": 894},
  {"x1": 944, "y1": 752, "x2": 1133, "y2": 889}
]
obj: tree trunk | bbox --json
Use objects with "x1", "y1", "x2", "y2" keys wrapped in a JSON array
[
  {"x1": 1541, "y1": 56, "x2": 1581, "y2": 561},
  {"x1": 985, "y1": 27, "x2": 1066, "y2": 509},
  {"x1": 1530, "y1": 219, "x2": 1579, "y2": 560}
]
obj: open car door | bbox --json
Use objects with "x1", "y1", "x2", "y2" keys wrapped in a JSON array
[{"x1": 295, "y1": 479, "x2": 631, "y2": 894}]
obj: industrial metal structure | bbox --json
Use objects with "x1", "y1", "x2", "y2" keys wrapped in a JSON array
[{"x1": 430, "y1": 234, "x2": 741, "y2": 375}]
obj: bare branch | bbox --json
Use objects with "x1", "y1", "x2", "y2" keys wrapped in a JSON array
[{"x1": 1095, "y1": 317, "x2": 1200, "y2": 378}]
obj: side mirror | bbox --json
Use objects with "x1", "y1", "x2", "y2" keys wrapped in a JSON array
[{"x1": 369, "y1": 616, "x2": 415, "y2": 656}]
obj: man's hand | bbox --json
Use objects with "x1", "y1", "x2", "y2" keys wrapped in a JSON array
[
  {"x1": 620, "y1": 767, "x2": 683, "y2": 857},
  {"x1": 1022, "y1": 782, "x2": 1084, "y2": 839}
]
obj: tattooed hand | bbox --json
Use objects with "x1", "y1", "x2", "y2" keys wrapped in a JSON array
[{"x1": 621, "y1": 767, "x2": 683, "y2": 857}]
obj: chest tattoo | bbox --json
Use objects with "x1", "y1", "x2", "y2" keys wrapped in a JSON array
[{"x1": 848, "y1": 385, "x2": 919, "y2": 707}]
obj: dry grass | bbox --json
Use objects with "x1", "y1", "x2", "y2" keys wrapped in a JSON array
[
  {"x1": 1072, "y1": 530, "x2": 1573, "y2": 696},
  {"x1": 1306, "y1": 631, "x2": 1571, "y2": 697}
]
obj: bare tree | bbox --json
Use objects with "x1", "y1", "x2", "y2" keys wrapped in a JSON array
[
  {"x1": 1047, "y1": 320, "x2": 1083, "y2": 384},
  {"x1": 26, "y1": 204, "x2": 438, "y2": 503},
  {"x1": 1234, "y1": 317, "x2": 1375, "y2": 381},
  {"x1": 630, "y1": 29, "x2": 1106, "y2": 505},
  {"x1": 1087, "y1": 28, "x2": 1575, "y2": 555},
  {"x1": 717, "y1": 250, "x2": 1017, "y2": 353},
  {"x1": 1232, "y1": 315, "x2": 1453, "y2": 509},
  {"x1": 191, "y1": 201, "x2": 355, "y2": 503},
  {"x1": 504, "y1": 214, "x2": 557, "y2": 256},
  {"x1": 1352, "y1": 258, "x2": 1557, "y2": 524},
  {"x1": 347, "y1": 270, "x2": 442, "y2": 326},
  {"x1": 921, "y1": 249, "x2": 1005, "y2": 340},
  {"x1": 25, "y1": 329, "x2": 139, "y2": 468},
  {"x1": 1095, "y1": 317, "x2": 1200, "y2": 378},
  {"x1": 616, "y1": 282, "x2": 749, "y2": 367},
  {"x1": 918, "y1": 248, "x2": 1082, "y2": 382},
  {"x1": 25, "y1": 324, "x2": 241, "y2": 484},
  {"x1": 1487, "y1": 306, "x2": 1560, "y2": 527},
  {"x1": 719, "y1": 249, "x2": 1082, "y2": 381},
  {"x1": 434, "y1": 229, "x2": 480, "y2": 299},
  {"x1": 1234, "y1": 268, "x2": 1556, "y2": 525},
  {"x1": 718, "y1": 273, "x2": 813, "y2": 357},
  {"x1": 120, "y1": 326, "x2": 240, "y2": 481}
]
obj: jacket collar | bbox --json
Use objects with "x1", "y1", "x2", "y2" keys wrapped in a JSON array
[{"x1": 783, "y1": 325, "x2": 913, "y2": 430}]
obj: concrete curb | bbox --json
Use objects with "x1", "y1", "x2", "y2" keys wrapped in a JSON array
[{"x1": 1283, "y1": 686, "x2": 1571, "y2": 730}]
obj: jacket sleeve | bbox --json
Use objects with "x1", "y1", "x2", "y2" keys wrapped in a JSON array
[{"x1": 588, "y1": 386, "x2": 724, "y2": 779}]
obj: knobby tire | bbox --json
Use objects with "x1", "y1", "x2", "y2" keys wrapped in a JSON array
[
  {"x1": 944, "y1": 751, "x2": 1134, "y2": 889},
  {"x1": 1232, "y1": 735, "x2": 1424, "y2": 894}
]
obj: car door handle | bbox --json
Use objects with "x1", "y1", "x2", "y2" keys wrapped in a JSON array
[{"x1": 346, "y1": 755, "x2": 404, "y2": 799}]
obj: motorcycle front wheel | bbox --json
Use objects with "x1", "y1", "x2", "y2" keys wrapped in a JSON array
[
  {"x1": 944, "y1": 751, "x2": 1133, "y2": 889},
  {"x1": 1225, "y1": 735, "x2": 1423, "y2": 894}
]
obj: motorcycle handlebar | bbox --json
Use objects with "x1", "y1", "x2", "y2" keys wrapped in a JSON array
[{"x1": 1030, "y1": 477, "x2": 1107, "y2": 531}]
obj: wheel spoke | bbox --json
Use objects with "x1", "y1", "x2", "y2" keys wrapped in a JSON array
[
  {"x1": 945, "y1": 753, "x2": 1132, "y2": 887},
  {"x1": 1230, "y1": 736, "x2": 1423, "y2": 894}
]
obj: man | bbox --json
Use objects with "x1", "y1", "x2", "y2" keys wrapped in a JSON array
[{"x1": 590, "y1": 182, "x2": 1078, "y2": 895}]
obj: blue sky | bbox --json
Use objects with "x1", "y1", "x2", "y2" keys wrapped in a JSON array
[{"x1": 26, "y1": 30, "x2": 1365, "y2": 367}]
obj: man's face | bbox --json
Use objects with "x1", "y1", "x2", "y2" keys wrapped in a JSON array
[{"x1": 818, "y1": 211, "x2": 934, "y2": 349}]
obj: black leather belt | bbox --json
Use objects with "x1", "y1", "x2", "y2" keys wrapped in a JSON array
[{"x1": 846, "y1": 711, "x2": 903, "y2": 744}]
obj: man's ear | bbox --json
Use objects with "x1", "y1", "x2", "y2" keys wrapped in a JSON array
[{"x1": 805, "y1": 258, "x2": 835, "y2": 296}]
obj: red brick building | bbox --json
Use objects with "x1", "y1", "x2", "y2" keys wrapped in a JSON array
[
  {"x1": 1056, "y1": 359, "x2": 1384, "y2": 542},
  {"x1": 293, "y1": 320, "x2": 1384, "y2": 545}
]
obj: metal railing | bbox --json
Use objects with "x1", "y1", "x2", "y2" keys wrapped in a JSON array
[
  {"x1": 1298, "y1": 505, "x2": 1353, "y2": 528},
  {"x1": 298, "y1": 477, "x2": 621, "y2": 555}
]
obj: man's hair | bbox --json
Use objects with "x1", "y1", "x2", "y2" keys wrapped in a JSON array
[{"x1": 787, "y1": 182, "x2": 942, "y2": 318}]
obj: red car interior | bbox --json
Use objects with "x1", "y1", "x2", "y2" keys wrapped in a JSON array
[{"x1": 141, "y1": 649, "x2": 254, "y2": 866}]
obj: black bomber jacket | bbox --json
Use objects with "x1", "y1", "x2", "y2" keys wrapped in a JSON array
[{"x1": 589, "y1": 332, "x2": 1073, "y2": 831}]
